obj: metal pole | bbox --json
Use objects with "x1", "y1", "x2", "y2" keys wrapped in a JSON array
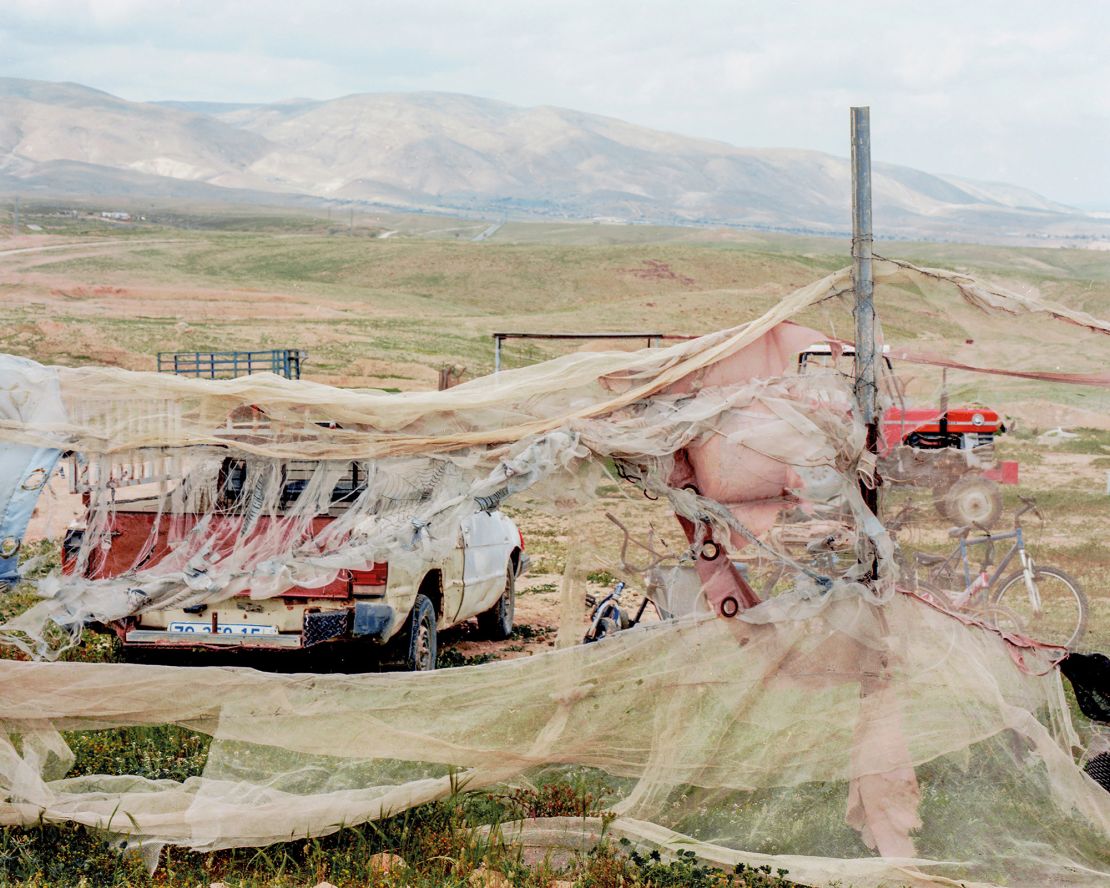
[
  {"x1": 494, "y1": 335, "x2": 502, "y2": 376},
  {"x1": 851, "y1": 107, "x2": 880, "y2": 523}
]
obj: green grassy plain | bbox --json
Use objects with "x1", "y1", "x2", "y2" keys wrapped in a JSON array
[{"x1": 6, "y1": 202, "x2": 1110, "y2": 412}]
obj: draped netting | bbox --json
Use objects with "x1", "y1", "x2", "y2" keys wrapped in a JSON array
[{"x1": 2, "y1": 258, "x2": 1109, "y2": 887}]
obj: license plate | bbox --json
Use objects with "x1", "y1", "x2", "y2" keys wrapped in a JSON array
[{"x1": 168, "y1": 621, "x2": 279, "y2": 636}]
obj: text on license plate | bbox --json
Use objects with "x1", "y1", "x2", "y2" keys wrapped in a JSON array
[{"x1": 168, "y1": 621, "x2": 279, "y2": 636}]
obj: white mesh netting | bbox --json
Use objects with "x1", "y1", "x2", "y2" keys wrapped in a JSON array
[{"x1": 2, "y1": 258, "x2": 1109, "y2": 887}]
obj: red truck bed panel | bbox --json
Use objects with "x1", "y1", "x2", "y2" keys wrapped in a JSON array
[{"x1": 79, "y1": 510, "x2": 349, "y2": 598}]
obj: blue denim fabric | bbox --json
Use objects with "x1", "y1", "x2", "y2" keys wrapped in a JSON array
[{"x1": 0, "y1": 356, "x2": 67, "y2": 585}]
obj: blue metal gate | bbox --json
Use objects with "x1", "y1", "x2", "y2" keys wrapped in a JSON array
[{"x1": 156, "y1": 349, "x2": 304, "y2": 380}]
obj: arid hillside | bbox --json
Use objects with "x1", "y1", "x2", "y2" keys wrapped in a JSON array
[{"x1": 4, "y1": 78, "x2": 1110, "y2": 244}]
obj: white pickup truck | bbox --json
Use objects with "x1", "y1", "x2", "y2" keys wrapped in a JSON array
[{"x1": 64, "y1": 458, "x2": 527, "y2": 670}]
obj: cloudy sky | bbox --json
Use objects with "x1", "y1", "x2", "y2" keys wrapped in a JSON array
[{"x1": 3, "y1": 0, "x2": 1109, "y2": 208}]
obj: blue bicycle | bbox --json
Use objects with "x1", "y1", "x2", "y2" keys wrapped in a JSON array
[{"x1": 905, "y1": 497, "x2": 1087, "y2": 649}]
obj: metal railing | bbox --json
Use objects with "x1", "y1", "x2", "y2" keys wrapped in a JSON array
[
  {"x1": 492, "y1": 332, "x2": 690, "y2": 375},
  {"x1": 156, "y1": 349, "x2": 305, "y2": 380}
]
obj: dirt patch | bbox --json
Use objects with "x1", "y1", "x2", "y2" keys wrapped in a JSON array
[
  {"x1": 444, "y1": 576, "x2": 565, "y2": 662},
  {"x1": 16, "y1": 272, "x2": 358, "y2": 321},
  {"x1": 1017, "y1": 400, "x2": 1110, "y2": 432},
  {"x1": 1023, "y1": 451, "x2": 1107, "y2": 491},
  {"x1": 26, "y1": 318, "x2": 138, "y2": 368},
  {"x1": 316, "y1": 357, "x2": 440, "y2": 390},
  {"x1": 618, "y1": 259, "x2": 695, "y2": 285}
]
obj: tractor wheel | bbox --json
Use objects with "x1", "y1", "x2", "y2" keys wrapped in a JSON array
[{"x1": 943, "y1": 476, "x2": 1003, "y2": 529}]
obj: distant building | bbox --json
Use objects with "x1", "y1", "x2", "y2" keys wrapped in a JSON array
[{"x1": 99, "y1": 211, "x2": 131, "y2": 221}]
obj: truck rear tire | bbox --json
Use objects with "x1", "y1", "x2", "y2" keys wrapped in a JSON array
[
  {"x1": 943, "y1": 476, "x2": 1003, "y2": 528},
  {"x1": 477, "y1": 565, "x2": 515, "y2": 640},
  {"x1": 401, "y1": 594, "x2": 437, "y2": 671}
]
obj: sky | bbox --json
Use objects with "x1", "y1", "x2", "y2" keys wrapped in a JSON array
[{"x1": 3, "y1": 0, "x2": 1109, "y2": 209}]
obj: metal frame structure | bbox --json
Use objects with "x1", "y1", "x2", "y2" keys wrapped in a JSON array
[{"x1": 492, "y1": 332, "x2": 677, "y2": 375}]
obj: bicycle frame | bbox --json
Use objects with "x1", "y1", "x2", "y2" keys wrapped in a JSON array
[{"x1": 926, "y1": 526, "x2": 1035, "y2": 609}]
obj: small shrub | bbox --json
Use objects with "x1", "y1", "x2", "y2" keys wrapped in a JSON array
[
  {"x1": 65, "y1": 725, "x2": 210, "y2": 783},
  {"x1": 510, "y1": 624, "x2": 552, "y2": 641},
  {"x1": 506, "y1": 781, "x2": 601, "y2": 819},
  {"x1": 575, "y1": 840, "x2": 801, "y2": 887},
  {"x1": 437, "y1": 648, "x2": 497, "y2": 668},
  {"x1": 0, "y1": 823, "x2": 151, "y2": 886}
]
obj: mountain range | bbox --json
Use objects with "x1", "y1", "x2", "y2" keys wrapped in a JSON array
[{"x1": 2, "y1": 77, "x2": 1106, "y2": 242}]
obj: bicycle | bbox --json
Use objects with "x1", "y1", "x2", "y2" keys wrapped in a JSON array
[
  {"x1": 900, "y1": 497, "x2": 1087, "y2": 649},
  {"x1": 583, "y1": 580, "x2": 659, "y2": 643}
]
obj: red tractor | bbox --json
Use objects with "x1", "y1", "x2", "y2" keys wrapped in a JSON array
[{"x1": 799, "y1": 344, "x2": 1016, "y2": 527}]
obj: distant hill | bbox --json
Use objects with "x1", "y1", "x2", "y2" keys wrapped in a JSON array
[{"x1": 2, "y1": 77, "x2": 1107, "y2": 242}]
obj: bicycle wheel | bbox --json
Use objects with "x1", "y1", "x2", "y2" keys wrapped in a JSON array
[
  {"x1": 593, "y1": 616, "x2": 620, "y2": 642},
  {"x1": 965, "y1": 602, "x2": 1026, "y2": 638},
  {"x1": 912, "y1": 575, "x2": 960, "y2": 612},
  {"x1": 909, "y1": 554, "x2": 960, "y2": 604},
  {"x1": 992, "y1": 566, "x2": 1088, "y2": 649}
]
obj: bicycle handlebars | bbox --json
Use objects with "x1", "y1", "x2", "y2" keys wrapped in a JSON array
[
  {"x1": 1014, "y1": 496, "x2": 1042, "y2": 527},
  {"x1": 912, "y1": 497, "x2": 1041, "y2": 541}
]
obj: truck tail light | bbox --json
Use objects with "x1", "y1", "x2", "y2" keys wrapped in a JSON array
[
  {"x1": 61, "y1": 528, "x2": 84, "y2": 574},
  {"x1": 518, "y1": 529, "x2": 525, "y2": 551},
  {"x1": 350, "y1": 563, "x2": 388, "y2": 587}
]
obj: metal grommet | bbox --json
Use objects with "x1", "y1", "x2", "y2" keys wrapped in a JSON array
[
  {"x1": 21, "y1": 467, "x2": 49, "y2": 491},
  {"x1": 720, "y1": 596, "x2": 739, "y2": 618},
  {"x1": 700, "y1": 541, "x2": 720, "y2": 561},
  {"x1": 0, "y1": 537, "x2": 21, "y2": 559}
]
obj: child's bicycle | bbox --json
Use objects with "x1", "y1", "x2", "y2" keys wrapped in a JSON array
[
  {"x1": 896, "y1": 497, "x2": 1087, "y2": 649},
  {"x1": 583, "y1": 581, "x2": 659, "y2": 643}
]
